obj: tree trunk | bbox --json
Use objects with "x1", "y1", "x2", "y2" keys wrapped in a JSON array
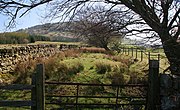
[
  {"x1": 161, "y1": 37, "x2": 180, "y2": 75},
  {"x1": 103, "y1": 46, "x2": 110, "y2": 51}
]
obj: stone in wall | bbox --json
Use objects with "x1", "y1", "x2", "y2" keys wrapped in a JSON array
[
  {"x1": 0, "y1": 43, "x2": 90, "y2": 84},
  {"x1": 0, "y1": 44, "x2": 80, "y2": 74},
  {"x1": 160, "y1": 74, "x2": 180, "y2": 110}
]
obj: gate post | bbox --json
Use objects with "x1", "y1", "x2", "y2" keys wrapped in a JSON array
[
  {"x1": 31, "y1": 74, "x2": 36, "y2": 110},
  {"x1": 31, "y1": 64, "x2": 45, "y2": 110},
  {"x1": 147, "y1": 60, "x2": 160, "y2": 110},
  {"x1": 140, "y1": 50, "x2": 143, "y2": 61},
  {"x1": 36, "y1": 64, "x2": 45, "y2": 110}
]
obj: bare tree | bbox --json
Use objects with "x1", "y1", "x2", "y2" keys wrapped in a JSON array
[
  {"x1": 70, "y1": 6, "x2": 132, "y2": 50},
  {"x1": 0, "y1": 0, "x2": 180, "y2": 74},
  {"x1": 0, "y1": 0, "x2": 52, "y2": 27}
]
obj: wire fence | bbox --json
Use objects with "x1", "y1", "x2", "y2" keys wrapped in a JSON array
[{"x1": 118, "y1": 47, "x2": 169, "y2": 73}]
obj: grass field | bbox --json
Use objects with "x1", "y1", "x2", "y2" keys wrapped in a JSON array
[
  {"x1": 33, "y1": 41, "x2": 83, "y2": 45},
  {"x1": 0, "y1": 42, "x2": 170, "y2": 109},
  {"x1": 0, "y1": 47, "x2": 148, "y2": 109}
]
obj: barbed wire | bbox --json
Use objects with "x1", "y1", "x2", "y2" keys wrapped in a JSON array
[{"x1": 117, "y1": 47, "x2": 170, "y2": 72}]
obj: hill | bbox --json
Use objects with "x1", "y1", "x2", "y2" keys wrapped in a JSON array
[
  {"x1": 16, "y1": 22, "x2": 151, "y2": 46},
  {"x1": 17, "y1": 22, "x2": 78, "y2": 42}
]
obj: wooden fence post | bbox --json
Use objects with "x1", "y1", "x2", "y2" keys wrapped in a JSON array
[
  {"x1": 148, "y1": 52, "x2": 150, "y2": 61},
  {"x1": 141, "y1": 50, "x2": 143, "y2": 61},
  {"x1": 135, "y1": 49, "x2": 138, "y2": 59},
  {"x1": 116, "y1": 86, "x2": 120, "y2": 110},
  {"x1": 122, "y1": 47, "x2": 124, "y2": 54},
  {"x1": 131, "y1": 48, "x2": 133, "y2": 57},
  {"x1": 31, "y1": 74, "x2": 36, "y2": 110},
  {"x1": 147, "y1": 60, "x2": 160, "y2": 110},
  {"x1": 158, "y1": 54, "x2": 160, "y2": 61},
  {"x1": 76, "y1": 84, "x2": 79, "y2": 110},
  {"x1": 36, "y1": 64, "x2": 45, "y2": 110}
]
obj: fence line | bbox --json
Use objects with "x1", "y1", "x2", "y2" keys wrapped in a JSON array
[
  {"x1": 119, "y1": 47, "x2": 161, "y2": 61},
  {"x1": 0, "y1": 84, "x2": 34, "y2": 107},
  {"x1": 0, "y1": 64, "x2": 45, "y2": 110},
  {"x1": 45, "y1": 82, "x2": 147, "y2": 109},
  {"x1": 0, "y1": 60, "x2": 161, "y2": 110},
  {"x1": 119, "y1": 47, "x2": 170, "y2": 73}
]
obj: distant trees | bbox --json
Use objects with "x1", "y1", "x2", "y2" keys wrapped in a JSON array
[
  {"x1": 51, "y1": 36, "x2": 79, "y2": 42},
  {"x1": 0, "y1": 32, "x2": 50, "y2": 44},
  {"x1": 29, "y1": 34, "x2": 50, "y2": 42},
  {"x1": 0, "y1": 32, "x2": 29, "y2": 44}
]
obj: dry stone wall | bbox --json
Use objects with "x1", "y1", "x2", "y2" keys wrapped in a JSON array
[
  {"x1": 0, "y1": 44, "x2": 79, "y2": 74},
  {"x1": 160, "y1": 74, "x2": 180, "y2": 110}
]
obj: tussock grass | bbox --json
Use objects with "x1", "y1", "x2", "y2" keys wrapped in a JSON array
[
  {"x1": 80, "y1": 47, "x2": 106, "y2": 53},
  {"x1": 63, "y1": 49, "x2": 81, "y2": 58},
  {"x1": 95, "y1": 61, "x2": 112, "y2": 74},
  {"x1": 3, "y1": 47, "x2": 149, "y2": 109},
  {"x1": 13, "y1": 59, "x2": 37, "y2": 84}
]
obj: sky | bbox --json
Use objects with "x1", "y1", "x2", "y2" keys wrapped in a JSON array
[
  {"x1": 0, "y1": 6, "x2": 46, "y2": 32},
  {"x1": 0, "y1": 0, "x2": 178, "y2": 46},
  {"x1": 0, "y1": 2, "x2": 158, "y2": 45},
  {"x1": 0, "y1": 0, "x2": 179, "y2": 33}
]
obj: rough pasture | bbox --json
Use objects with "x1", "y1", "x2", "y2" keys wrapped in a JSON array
[{"x1": 0, "y1": 44, "x2": 79, "y2": 74}]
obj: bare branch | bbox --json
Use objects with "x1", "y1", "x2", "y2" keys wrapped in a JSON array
[
  {"x1": 168, "y1": 8, "x2": 180, "y2": 28},
  {"x1": 0, "y1": 0, "x2": 53, "y2": 28}
]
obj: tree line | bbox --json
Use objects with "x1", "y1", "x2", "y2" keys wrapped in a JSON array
[{"x1": 0, "y1": 32, "x2": 50, "y2": 44}]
